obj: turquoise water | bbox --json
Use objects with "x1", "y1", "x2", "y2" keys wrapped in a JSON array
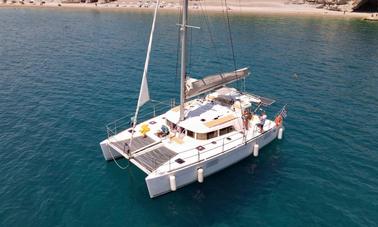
[{"x1": 1, "y1": 8, "x2": 378, "y2": 226}]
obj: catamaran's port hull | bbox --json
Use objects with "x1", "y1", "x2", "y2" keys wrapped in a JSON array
[
  {"x1": 145, "y1": 126, "x2": 280, "y2": 198},
  {"x1": 100, "y1": 140, "x2": 124, "y2": 161}
]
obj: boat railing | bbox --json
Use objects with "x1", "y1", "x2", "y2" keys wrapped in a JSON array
[
  {"x1": 106, "y1": 99, "x2": 174, "y2": 138},
  {"x1": 161, "y1": 123, "x2": 275, "y2": 172},
  {"x1": 161, "y1": 131, "x2": 247, "y2": 172}
]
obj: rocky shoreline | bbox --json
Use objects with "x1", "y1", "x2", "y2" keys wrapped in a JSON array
[
  {"x1": 297, "y1": 0, "x2": 378, "y2": 12},
  {"x1": 1, "y1": 0, "x2": 377, "y2": 18}
]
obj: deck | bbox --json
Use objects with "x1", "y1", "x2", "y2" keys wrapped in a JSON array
[
  {"x1": 133, "y1": 146, "x2": 177, "y2": 172},
  {"x1": 110, "y1": 136, "x2": 156, "y2": 154}
]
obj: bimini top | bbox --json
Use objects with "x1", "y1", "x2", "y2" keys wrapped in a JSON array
[{"x1": 185, "y1": 67, "x2": 250, "y2": 99}]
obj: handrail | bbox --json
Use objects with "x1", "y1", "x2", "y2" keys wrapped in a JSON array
[
  {"x1": 105, "y1": 97, "x2": 277, "y2": 173},
  {"x1": 105, "y1": 99, "x2": 173, "y2": 137},
  {"x1": 106, "y1": 99, "x2": 171, "y2": 127},
  {"x1": 160, "y1": 125, "x2": 276, "y2": 173},
  {"x1": 160, "y1": 131, "x2": 246, "y2": 172}
]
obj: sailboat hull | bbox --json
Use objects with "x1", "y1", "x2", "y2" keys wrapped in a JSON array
[
  {"x1": 145, "y1": 126, "x2": 280, "y2": 198},
  {"x1": 100, "y1": 140, "x2": 123, "y2": 161}
]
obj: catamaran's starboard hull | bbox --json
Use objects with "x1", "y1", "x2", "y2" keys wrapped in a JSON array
[{"x1": 145, "y1": 126, "x2": 280, "y2": 198}]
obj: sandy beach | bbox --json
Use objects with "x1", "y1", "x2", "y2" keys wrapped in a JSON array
[{"x1": 0, "y1": 0, "x2": 374, "y2": 18}]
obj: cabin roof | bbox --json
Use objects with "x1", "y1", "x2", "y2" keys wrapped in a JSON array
[
  {"x1": 165, "y1": 87, "x2": 275, "y2": 134},
  {"x1": 165, "y1": 99, "x2": 237, "y2": 133}
]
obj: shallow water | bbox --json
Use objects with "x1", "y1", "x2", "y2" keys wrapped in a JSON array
[{"x1": 0, "y1": 8, "x2": 378, "y2": 226}]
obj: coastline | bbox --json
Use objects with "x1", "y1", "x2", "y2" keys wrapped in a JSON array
[{"x1": 0, "y1": 1, "x2": 373, "y2": 19}]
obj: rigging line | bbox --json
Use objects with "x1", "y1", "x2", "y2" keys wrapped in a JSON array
[
  {"x1": 105, "y1": 140, "x2": 130, "y2": 170},
  {"x1": 175, "y1": 5, "x2": 183, "y2": 93},
  {"x1": 224, "y1": 0, "x2": 237, "y2": 72},
  {"x1": 130, "y1": 0, "x2": 160, "y2": 148},
  {"x1": 188, "y1": 27, "x2": 193, "y2": 74},
  {"x1": 199, "y1": 0, "x2": 225, "y2": 74},
  {"x1": 223, "y1": 0, "x2": 241, "y2": 90}
]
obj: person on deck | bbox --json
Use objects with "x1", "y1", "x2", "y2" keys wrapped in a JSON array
[
  {"x1": 161, "y1": 125, "x2": 170, "y2": 137},
  {"x1": 257, "y1": 111, "x2": 267, "y2": 133},
  {"x1": 124, "y1": 142, "x2": 130, "y2": 156},
  {"x1": 242, "y1": 109, "x2": 252, "y2": 130}
]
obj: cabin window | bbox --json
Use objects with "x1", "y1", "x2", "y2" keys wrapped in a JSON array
[
  {"x1": 196, "y1": 133, "x2": 207, "y2": 140},
  {"x1": 219, "y1": 126, "x2": 234, "y2": 136},
  {"x1": 177, "y1": 126, "x2": 185, "y2": 134},
  {"x1": 207, "y1": 131, "x2": 218, "y2": 140},
  {"x1": 166, "y1": 120, "x2": 176, "y2": 130},
  {"x1": 187, "y1": 130, "x2": 194, "y2": 138}
]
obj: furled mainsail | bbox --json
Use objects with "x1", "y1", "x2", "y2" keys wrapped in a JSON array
[{"x1": 185, "y1": 67, "x2": 250, "y2": 99}]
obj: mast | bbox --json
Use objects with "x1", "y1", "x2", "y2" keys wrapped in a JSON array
[{"x1": 179, "y1": 0, "x2": 188, "y2": 121}]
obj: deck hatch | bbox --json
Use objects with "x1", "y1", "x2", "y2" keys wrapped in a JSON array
[
  {"x1": 196, "y1": 146, "x2": 205, "y2": 151},
  {"x1": 175, "y1": 158, "x2": 185, "y2": 164}
]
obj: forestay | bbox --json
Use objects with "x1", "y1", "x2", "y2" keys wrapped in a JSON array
[
  {"x1": 133, "y1": 0, "x2": 160, "y2": 126},
  {"x1": 130, "y1": 0, "x2": 160, "y2": 148}
]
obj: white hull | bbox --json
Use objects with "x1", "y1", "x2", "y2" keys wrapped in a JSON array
[
  {"x1": 100, "y1": 140, "x2": 123, "y2": 161},
  {"x1": 99, "y1": 91, "x2": 287, "y2": 198},
  {"x1": 145, "y1": 126, "x2": 280, "y2": 198}
]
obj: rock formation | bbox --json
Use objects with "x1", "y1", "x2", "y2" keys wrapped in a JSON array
[{"x1": 305, "y1": 0, "x2": 378, "y2": 12}]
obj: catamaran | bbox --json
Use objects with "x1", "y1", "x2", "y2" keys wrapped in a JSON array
[{"x1": 100, "y1": 0, "x2": 287, "y2": 198}]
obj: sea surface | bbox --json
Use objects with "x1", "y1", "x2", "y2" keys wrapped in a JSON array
[{"x1": 0, "y1": 7, "x2": 378, "y2": 227}]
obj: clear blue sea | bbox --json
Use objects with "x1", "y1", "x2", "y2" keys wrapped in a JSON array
[{"x1": 0, "y1": 7, "x2": 378, "y2": 226}]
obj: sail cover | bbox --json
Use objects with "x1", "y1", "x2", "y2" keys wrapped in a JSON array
[{"x1": 186, "y1": 67, "x2": 250, "y2": 99}]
